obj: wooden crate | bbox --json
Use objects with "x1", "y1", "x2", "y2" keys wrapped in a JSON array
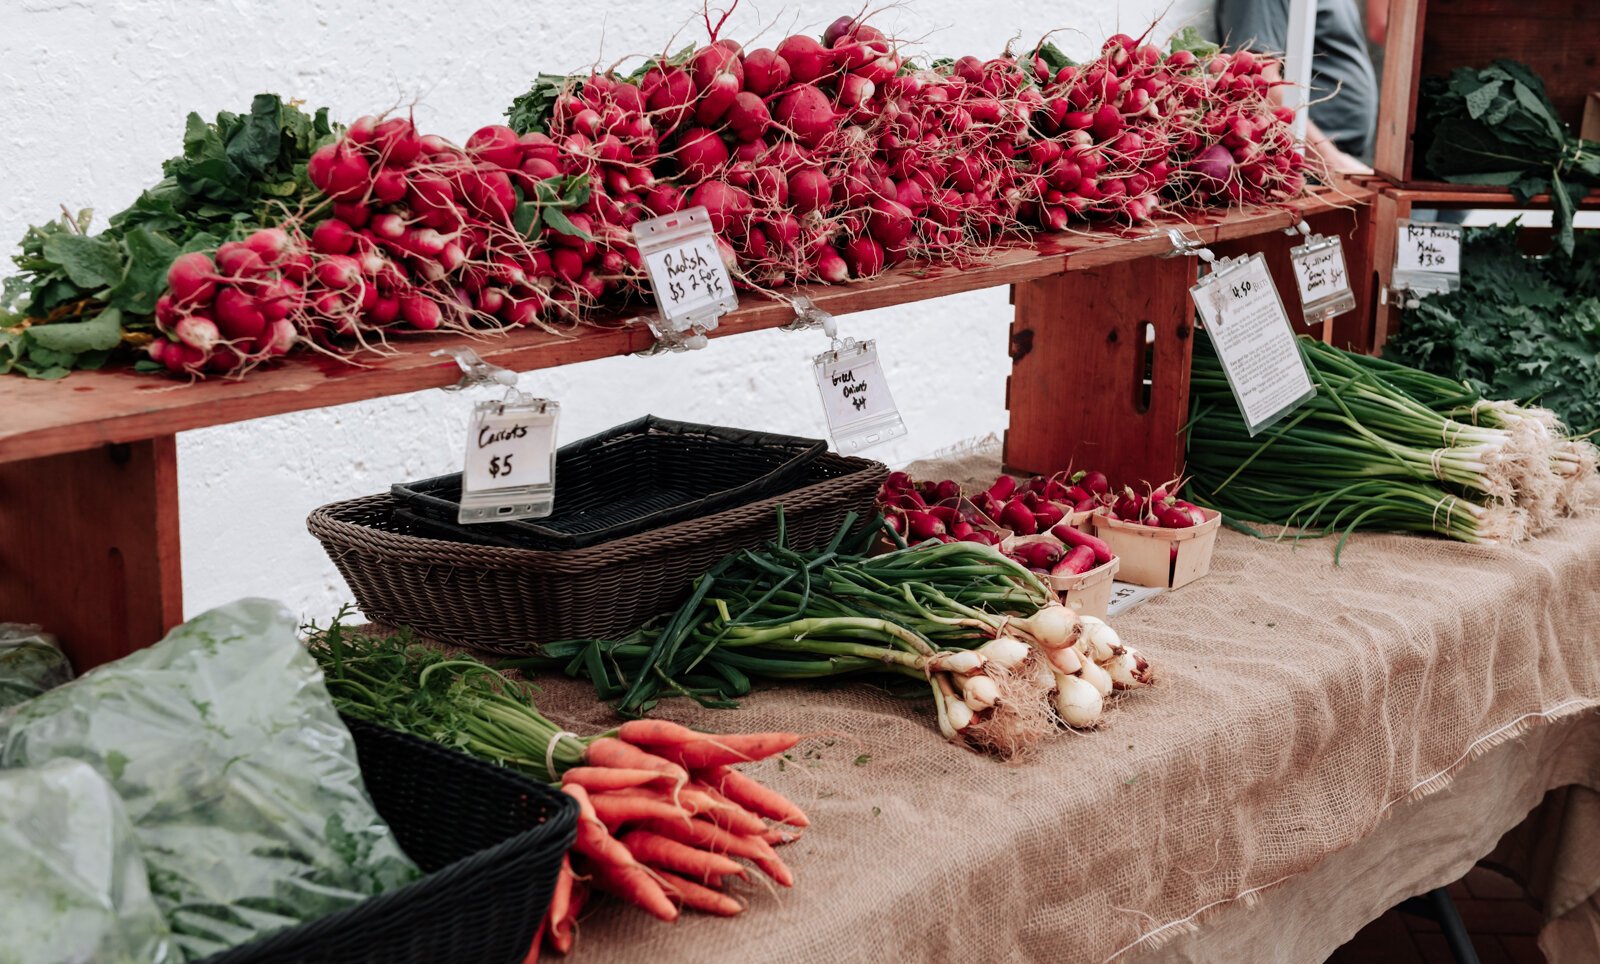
[
  {"x1": 1371, "y1": 187, "x2": 1600, "y2": 350},
  {"x1": 1376, "y1": 0, "x2": 1600, "y2": 186}
]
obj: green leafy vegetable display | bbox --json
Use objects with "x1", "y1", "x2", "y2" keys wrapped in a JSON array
[
  {"x1": 1416, "y1": 60, "x2": 1600, "y2": 253},
  {"x1": 0, "y1": 94, "x2": 337, "y2": 378},
  {"x1": 1387, "y1": 224, "x2": 1600, "y2": 435}
]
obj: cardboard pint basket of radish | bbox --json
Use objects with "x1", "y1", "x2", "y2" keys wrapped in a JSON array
[
  {"x1": 1002, "y1": 534, "x2": 1120, "y2": 618},
  {"x1": 1091, "y1": 487, "x2": 1220, "y2": 589}
]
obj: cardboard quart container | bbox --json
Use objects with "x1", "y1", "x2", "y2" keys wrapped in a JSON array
[
  {"x1": 1091, "y1": 507, "x2": 1221, "y2": 589},
  {"x1": 1000, "y1": 533, "x2": 1119, "y2": 618}
]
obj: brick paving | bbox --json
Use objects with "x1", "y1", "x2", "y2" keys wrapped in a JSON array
[{"x1": 1326, "y1": 867, "x2": 1545, "y2": 963}]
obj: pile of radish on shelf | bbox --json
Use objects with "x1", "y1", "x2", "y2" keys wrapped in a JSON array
[{"x1": 13, "y1": 13, "x2": 1312, "y2": 379}]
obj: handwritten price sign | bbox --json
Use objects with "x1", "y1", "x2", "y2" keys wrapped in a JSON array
[
  {"x1": 632, "y1": 207, "x2": 738, "y2": 332},
  {"x1": 813, "y1": 339, "x2": 907, "y2": 453},
  {"x1": 1395, "y1": 222, "x2": 1461, "y2": 275},
  {"x1": 463, "y1": 408, "x2": 555, "y2": 492}
]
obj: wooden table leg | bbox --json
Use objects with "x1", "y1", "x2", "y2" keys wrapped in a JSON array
[
  {"x1": 0, "y1": 436, "x2": 182, "y2": 670},
  {"x1": 1371, "y1": 190, "x2": 1409, "y2": 353},
  {"x1": 1004, "y1": 257, "x2": 1199, "y2": 485}
]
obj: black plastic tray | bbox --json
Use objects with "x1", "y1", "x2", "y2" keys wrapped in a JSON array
[{"x1": 392, "y1": 415, "x2": 827, "y2": 550}]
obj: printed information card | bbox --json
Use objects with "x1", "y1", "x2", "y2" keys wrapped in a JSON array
[{"x1": 1190, "y1": 253, "x2": 1316, "y2": 436}]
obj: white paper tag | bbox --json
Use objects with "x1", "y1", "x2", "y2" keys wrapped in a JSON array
[
  {"x1": 1290, "y1": 235, "x2": 1356, "y2": 324},
  {"x1": 459, "y1": 400, "x2": 559, "y2": 523},
  {"x1": 1105, "y1": 582, "x2": 1164, "y2": 617},
  {"x1": 1393, "y1": 220, "x2": 1462, "y2": 296},
  {"x1": 813, "y1": 339, "x2": 907, "y2": 453},
  {"x1": 631, "y1": 206, "x2": 737, "y2": 333},
  {"x1": 1191, "y1": 253, "x2": 1316, "y2": 436}
]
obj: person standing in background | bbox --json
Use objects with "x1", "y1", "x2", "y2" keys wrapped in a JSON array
[{"x1": 1215, "y1": 0, "x2": 1384, "y2": 175}]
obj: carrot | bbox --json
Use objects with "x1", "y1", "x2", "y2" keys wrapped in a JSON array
[
  {"x1": 549, "y1": 878, "x2": 586, "y2": 955},
  {"x1": 525, "y1": 920, "x2": 546, "y2": 964},
  {"x1": 611, "y1": 783, "x2": 767, "y2": 837},
  {"x1": 696, "y1": 766, "x2": 810, "y2": 828},
  {"x1": 583, "y1": 737, "x2": 690, "y2": 783},
  {"x1": 562, "y1": 785, "x2": 636, "y2": 869},
  {"x1": 731, "y1": 775, "x2": 811, "y2": 828},
  {"x1": 561, "y1": 766, "x2": 666, "y2": 793},
  {"x1": 539, "y1": 855, "x2": 575, "y2": 957},
  {"x1": 593, "y1": 861, "x2": 679, "y2": 922},
  {"x1": 620, "y1": 829, "x2": 746, "y2": 884},
  {"x1": 762, "y1": 826, "x2": 804, "y2": 847},
  {"x1": 617, "y1": 719, "x2": 704, "y2": 746},
  {"x1": 654, "y1": 733, "x2": 801, "y2": 769},
  {"x1": 589, "y1": 790, "x2": 690, "y2": 828},
  {"x1": 688, "y1": 784, "x2": 769, "y2": 836},
  {"x1": 656, "y1": 869, "x2": 745, "y2": 916},
  {"x1": 752, "y1": 851, "x2": 795, "y2": 888},
  {"x1": 640, "y1": 817, "x2": 769, "y2": 862}
]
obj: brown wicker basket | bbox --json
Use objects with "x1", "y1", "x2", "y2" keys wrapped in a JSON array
[{"x1": 307, "y1": 453, "x2": 886, "y2": 653}]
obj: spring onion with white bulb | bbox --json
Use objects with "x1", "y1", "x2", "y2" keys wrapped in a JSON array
[
  {"x1": 1187, "y1": 336, "x2": 1599, "y2": 554},
  {"x1": 504, "y1": 513, "x2": 1156, "y2": 756}
]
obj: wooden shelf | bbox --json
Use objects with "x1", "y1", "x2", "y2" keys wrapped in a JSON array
[
  {"x1": 0, "y1": 188, "x2": 1366, "y2": 465},
  {"x1": 1379, "y1": 182, "x2": 1600, "y2": 210}
]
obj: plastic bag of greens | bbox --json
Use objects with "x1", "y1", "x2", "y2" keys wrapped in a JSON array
[
  {"x1": 0, "y1": 599, "x2": 420, "y2": 961},
  {"x1": 0, "y1": 623, "x2": 73, "y2": 709},
  {"x1": 0, "y1": 758, "x2": 174, "y2": 964}
]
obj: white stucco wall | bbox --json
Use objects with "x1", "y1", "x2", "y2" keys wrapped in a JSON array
[{"x1": 2, "y1": 0, "x2": 1205, "y2": 621}]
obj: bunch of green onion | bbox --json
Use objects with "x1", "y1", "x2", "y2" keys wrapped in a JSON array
[
  {"x1": 503, "y1": 514, "x2": 1153, "y2": 755},
  {"x1": 1187, "y1": 336, "x2": 1598, "y2": 553}
]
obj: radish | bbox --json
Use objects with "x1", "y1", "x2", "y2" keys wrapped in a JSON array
[
  {"x1": 174, "y1": 315, "x2": 221, "y2": 353},
  {"x1": 696, "y1": 71, "x2": 742, "y2": 125},
  {"x1": 726, "y1": 92, "x2": 771, "y2": 142},
  {"x1": 213, "y1": 287, "x2": 267, "y2": 339},
  {"x1": 691, "y1": 41, "x2": 745, "y2": 92},
  {"x1": 690, "y1": 180, "x2": 753, "y2": 236},
  {"x1": 373, "y1": 118, "x2": 422, "y2": 166},
  {"x1": 332, "y1": 201, "x2": 371, "y2": 228},
  {"x1": 166, "y1": 252, "x2": 218, "y2": 306},
  {"x1": 842, "y1": 236, "x2": 884, "y2": 278},
  {"x1": 867, "y1": 198, "x2": 913, "y2": 248},
  {"x1": 215, "y1": 243, "x2": 268, "y2": 280},
  {"x1": 776, "y1": 35, "x2": 833, "y2": 84},
  {"x1": 814, "y1": 246, "x2": 849, "y2": 283},
  {"x1": 400, "y1": 294, "x2": 442, "y2": 330},
  {"x1": 676, "y1": 128, "x2": 730, "y2": 180},
  {"x1": 787, "y1": 168, "x2": 832, "y2": 213},
  {"x1": 466, "y1": 125, "x2": 521, "y2": 168},
  {"x1": 774, "y1": 84, "x2": 837, "y2": 147},
  {"x1": 645, "y1": 67, "x2": 696, "y2": 130},
  {"x1": 742, "y1": 48, "x2": 791, "y2": 96},
  {"x1": 315, "y1": 255, "x2": 364, "y2": 290},
  {"x1": 243, "y1": 228, "x2": 292, "y2": 263}
]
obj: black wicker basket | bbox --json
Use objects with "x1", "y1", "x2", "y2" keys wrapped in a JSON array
[
  {"x1": 200, "y1": 718, "x2": 577, "y2": 964},
  {"x1": 311, "y1": 453, "x2": 886, "y2": 652},
  {"x1": 393, "y1": 415, "x2": 828, "y2": 550}
]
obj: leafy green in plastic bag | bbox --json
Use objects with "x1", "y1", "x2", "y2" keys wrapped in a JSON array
[
  {"x1": 0, "y1": 759, "x2": 174, "y2": 964},
  {"x1": 0, "y1": 599, "x2": 420, "y2": 961}
]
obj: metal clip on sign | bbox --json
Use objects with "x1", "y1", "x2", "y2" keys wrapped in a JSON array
[
  {"x1": 1159, "y1": 227, "x2": 1218, "y2": 267},
  {"x1": 432, "y1": 348, "x2": 561, "y2": 524},
  {"x1": 781, "y1": 295, "x2": 839, "y2": 338},
  {"x1": 433, "y1": 347, "x2": 521, "y2": 395}
]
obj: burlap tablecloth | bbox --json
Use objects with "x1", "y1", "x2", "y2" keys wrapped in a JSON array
[{"x1": 531, "y1": 508, "x2": 1600, "y2": 963}]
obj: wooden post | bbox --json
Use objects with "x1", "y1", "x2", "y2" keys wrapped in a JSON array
[
  {"x1": 1370, "y1": 189, "x2": 1410, "y2": 352},
  {"x1": 0, "y1": 436, "x2": 182, "y2": 670},
  {"x1": 1004, "y1": 257, "x2": 1198, "y2": 485}
]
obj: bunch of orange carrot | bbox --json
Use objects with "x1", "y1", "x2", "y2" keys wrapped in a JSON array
[{"x1": 533, "y1": 720, "x2": 808, "y2": 956}]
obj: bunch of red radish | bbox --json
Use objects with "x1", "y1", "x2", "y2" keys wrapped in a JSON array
[
  {"x1": 1104, "y1": 480, "x2": 1209, "y2": 530},
  {"x1": 877, "y1": 472, "x2": 1006, "y2": 546},
  {"x1": 149, "y1": 230, "x2": 307, "y2": 375},
  {"x1": 539, "y1": 721, "x2": 806, "y2": 956},
  {"x1": 303, "y1": 115, "x2": 595, "y2": 332},
  {"x1": 1167, "y1": 48, "x2": 1307, "y2": 205},
  {"x1": 1024, "y1": 34, "x2": 1180, "y2": 226}
]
